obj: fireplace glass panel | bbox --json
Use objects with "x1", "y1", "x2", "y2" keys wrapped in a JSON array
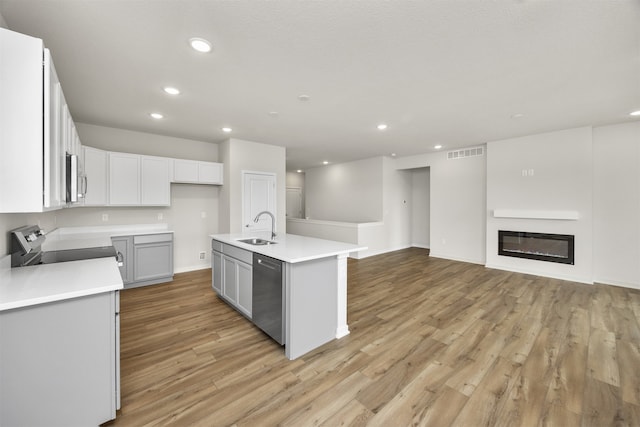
[{"x1": 498, "y1": 231, "x2": 574, "y2": 265}]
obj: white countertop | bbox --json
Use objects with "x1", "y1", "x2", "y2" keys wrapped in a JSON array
[
  {"x1": 42, "y1": 224, "x2": 173, "y2": 251},
  {"x1": 1, "y1": 224, "x2": 172, "y2": 312},
  {"x1": 210, "y1": 233, "x2": 367, "y2": 263},
  {"x1": 0, "y1": 256, "x2": 123, "y2": 312}
]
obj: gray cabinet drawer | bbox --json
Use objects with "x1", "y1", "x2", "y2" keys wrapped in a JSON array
[
  {"x1": 211, "y1": 239, "x2": 223, "y2": 252},
  {"x1": 133, "y1": 233, "x2": 172, "y2": 245},
  {"x1": 222, "y1": 243, "x2": 253, "y2": 265}
]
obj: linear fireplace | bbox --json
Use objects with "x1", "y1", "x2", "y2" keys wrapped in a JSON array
[{"x1": 498, "y1": 230, "x2": 574, "y2": 265}]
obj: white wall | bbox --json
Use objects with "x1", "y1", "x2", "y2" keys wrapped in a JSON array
[
  {"x1": 410, "y1": 168, "x2": 430, "y2": 248},
  {"x1": 485, "y1": 127, "x2": 593, "y2": 283},
  {"x1": 382, "y1": 157, "x2": 412, "y2": 252},
  {"x1": 302, "y1": 156, "x2": 414, "y2": 256},
  {"x1": 219, "y1": 138, "x2": 286, "y2": 234},
  {"x1": 286, "y1": 171, "x2": 305, "y2": 218},
  {"x1": 396, "y1": 150, "x2": 487, "y2": 264},
  {"x1": 593, "y1": 122, "x2": 640, "y2": 288},
  {"x1": 305, "y1": 157, "x2": 383, "y2": 222},
  {"x1": 0, "y1": 124, "x2": 220, "y2": 273}
]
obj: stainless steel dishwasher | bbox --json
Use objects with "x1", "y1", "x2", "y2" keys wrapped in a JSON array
[{"x1": 252, "y1": 253, "x2": 285, "y2": 345}]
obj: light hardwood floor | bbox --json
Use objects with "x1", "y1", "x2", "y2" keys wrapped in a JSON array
[{"x1": 105, "y1": 248, "x2": 640, "y2": 426}]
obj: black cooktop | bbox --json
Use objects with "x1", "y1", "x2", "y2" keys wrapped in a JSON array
[{"x1": 37, "y1": 246, "x2": 117, "y2": 265}]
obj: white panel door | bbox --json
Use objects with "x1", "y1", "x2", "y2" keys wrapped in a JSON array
[{"x1": 242, "y1": 171, "x2": 276, "y2": 233}]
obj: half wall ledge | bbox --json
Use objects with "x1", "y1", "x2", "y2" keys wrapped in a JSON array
[{"x1": 492, "y1": 209, "x2": 580, "y2": 221}]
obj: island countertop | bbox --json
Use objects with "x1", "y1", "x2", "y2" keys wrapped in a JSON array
[{"x1": 210, "y1": 233, "x2": 366, "y2": 263}]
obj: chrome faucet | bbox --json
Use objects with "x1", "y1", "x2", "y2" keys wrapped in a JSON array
[{"x1": 254, "y1": 210, "x2": 276, "y2": 240}]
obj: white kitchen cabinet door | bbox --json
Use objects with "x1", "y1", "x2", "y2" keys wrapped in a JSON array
[
  {"x1": 83, "y1": 146, "x2": 108, "y2": 206},
  {"x1": 0, "y1": 28, "x2": 64, "y2": 212},
  {"x1": 44, "y1": 52, "x2": 65, "y2": 209},
  {"x1": 172, "y1": 159, "x2": 223, "y2": 185},
  {"x1": 109, "y1": 152, "x2": 140, "y2": 205},
  {"x1": 198, "y1": 162, "x2": 223, "y2": 184},
  {"x1": 140, "y1": 156, "x2": 170, "y2": 205},
  {"x1": 172, "y1": 159, "x2": 199, "y2": 183}
]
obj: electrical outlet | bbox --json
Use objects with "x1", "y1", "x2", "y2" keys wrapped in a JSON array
[
  {"x1": 102, "y1": 213, "x2": 109, "y2": 222},
  {"x1": 201, "y1": 211, "x2": 207, "y2": 219},
  {"x1": 199, "y1": 251, "x2": 206, "y2": 260},
  {"x1": 157, "y1": 213, "x2": 163, "y2": 220}
]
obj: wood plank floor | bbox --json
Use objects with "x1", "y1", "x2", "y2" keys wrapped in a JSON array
[{"x1": 104, "y1": 248, "x2": 640, "y2": 426}]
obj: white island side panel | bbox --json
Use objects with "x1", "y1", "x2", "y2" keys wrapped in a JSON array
[{"x1": 285, "y1": 257, "x2": 339, "y2": 360}]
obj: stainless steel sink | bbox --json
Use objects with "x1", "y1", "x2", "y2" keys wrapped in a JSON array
[{"x1": 237, "y1": 238, "x2": 277, "y2": 246}]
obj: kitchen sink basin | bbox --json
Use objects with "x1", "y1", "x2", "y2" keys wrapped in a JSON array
[{"x1": 237, "y1": 238, "x2": 277, "y2": 246}]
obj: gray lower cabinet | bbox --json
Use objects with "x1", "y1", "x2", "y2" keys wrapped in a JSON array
[
  {"x1": 112, "y1": 233, "x2": 174, "y2": 288},
  {"x1": 212, "y1": 248, "x2": 222, "y2": 294},
  {"x1": 112, "y1": 236, "x2": 133, "y2": 284},
  {"x1": 211, "y1": 239, "x2": 252, "y2": 318},
  {"x1": 0, "y1": 291, "x2": 119, "y2": 426}
]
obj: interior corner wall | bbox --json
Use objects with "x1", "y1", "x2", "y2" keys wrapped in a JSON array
[
  {"x1": 397, "y1": 150, "x2": 487, "y2": 264},
  {"x1": 223, "y1": 138, "x2": 286, "y2": 234},
  {"x1": 593, "y1": 121, "x2": 640, "y2": 289},
  {"x1": 218, "y1": 140, "x2": 231, "y2": 233},
  {"x1": 305, "y1": 157, "x2": 383, "y2": 222},
  {"x1": 486, "y1": 126, "x2": 593, "y2": 283},
  {"x1": 286, "y1": 171, "x2": 306, "y2": 218},
  {"x1": 0, "y1": 11, "x2": 7, "y2": 29},
  {"x1": 410, "y1": 167, "x2": 430, "y2": 248},
  {"x1": 382, "y1": 157, "x2": 412, "y2": 252}
]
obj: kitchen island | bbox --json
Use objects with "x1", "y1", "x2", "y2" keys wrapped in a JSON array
[{"x1": 210, "y1": 233, "x2": 366, "y2": 359}]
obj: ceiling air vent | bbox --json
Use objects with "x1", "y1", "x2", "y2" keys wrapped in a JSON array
[{"x1": 447, "y1": 146, "x2": 484, "y2": 160}]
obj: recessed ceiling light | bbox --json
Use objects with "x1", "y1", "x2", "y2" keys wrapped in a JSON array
[
  {"x1": 630, "y1": 110, "x2": 640, "y2": 117},
  {"x1": 297, "y1": 170, "x2": 303, "y2": 173},
  {"x1": 298, "y1": 95, "x2": 310, "y2": 102},
  {"x1": 222, "y1": 127, "x2": 232, "y2": 133},
  {"x1": 511, "y1": 113, "x2": 524, "y2": 119},
  {"x1": 391, "y1": 153, "x2": 396, "y2": 157},
  {"x1": 434, "y1": 144, "x2": 443, "y2": 150},
  {"x1": 377, "y1": 124, "x2": 388, "y2": 131},
  {"x1": 150, "y1": 112, "x2": 163, "y2": 119},
  {"x1": 269, "y1": 111, "x2": 279, "y2": 117},
  {"x1": 323, "y1": 161, "x2": 329, "y2": 165},
  {"x1": 163, "y1": 86, "x2": 180, "y2": 95},
  {"x1": 189, "y1": 37, "x2": 212, "y2": 53}
]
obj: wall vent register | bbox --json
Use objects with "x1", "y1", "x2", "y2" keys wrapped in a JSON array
[
  {"x1": 447, "y1": 146, "x2": 484, "y2": 160},
  {"x1": 498, "y1": 230, "x2": 574, "y2": 265}
]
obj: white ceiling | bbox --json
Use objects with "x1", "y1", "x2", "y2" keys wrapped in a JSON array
[{"x1": 1, "y1": 1, "x2": 639, "y2": 171}]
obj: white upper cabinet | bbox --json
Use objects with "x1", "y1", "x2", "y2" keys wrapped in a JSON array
[
  {"x1": 109, "y1": 152, "x2": 140, "y2": 206},
  {"x1": 140, "y1": 156, "x2": 170, "y2": 206},
  {"x1": 45, "y1": 50, "x2": 65, "y2": 210},
  {"x1": 172, "y1": 159, "x2": 223, "y2": 185},
  {"x1": 0, "y1": 28, "x2": 67, "y2": 212},
  {"x1": 82, "y1": 147, "x2": 108, "y2": 206},
  {"x1": 108, "y1": 152, "x2": 170, "y2": 206}
]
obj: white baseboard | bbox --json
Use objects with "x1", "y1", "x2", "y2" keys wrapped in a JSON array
[
  {"x1": 174, "y1": 264, "x2": 210, "y2": 274},
  {"x1": 429, "y1": 252, "x2": 485, "y2": 265},
  {"x1": 484, "y1": 263, "x2": 593, "y2": 285}
]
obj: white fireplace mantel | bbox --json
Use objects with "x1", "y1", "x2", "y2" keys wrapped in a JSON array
[{"x1": 493, "y1": 209, "x2": 580, "y2": 220}]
